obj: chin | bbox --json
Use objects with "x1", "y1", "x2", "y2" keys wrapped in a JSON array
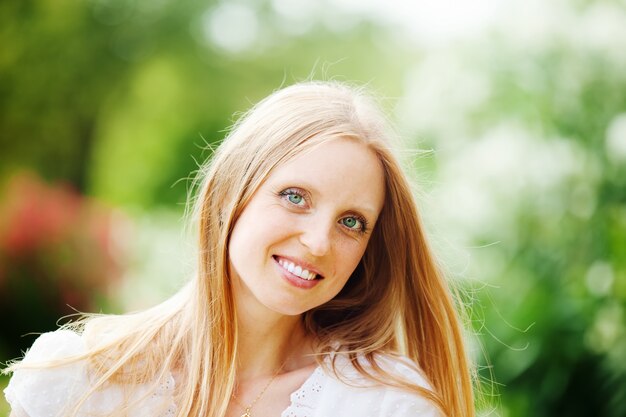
[
  {"x1": 261, "y1": 294, "x2": 321, "y2": 317},
  {"x1": 267, "y1": 302, "x2": 314, "y2": 317}
]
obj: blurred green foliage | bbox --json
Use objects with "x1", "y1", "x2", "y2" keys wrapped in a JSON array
[
  {"x1": 0, "y1": 0, "x2": 410, "y2": 207},
  {"x1": 474, "y1": 47, "x2": 626, "y2": 417},
  {"x1": 0, "y1": 375, "x2": 8, "y2": 416},
  {"x1": 1, "y1": 0, "x2": 625, "y2": 416},
  {"x1": 0, "y1": 173, "x2": 124, "y2": 360}
]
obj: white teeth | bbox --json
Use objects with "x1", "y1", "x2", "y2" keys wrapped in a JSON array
[{"x1": 277, "y1": 257, "x2": 318, "y2": 280}]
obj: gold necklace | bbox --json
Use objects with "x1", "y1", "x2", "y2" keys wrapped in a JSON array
[{"x1": 232, "y1": 360, "x2": 288, "y2": 417}]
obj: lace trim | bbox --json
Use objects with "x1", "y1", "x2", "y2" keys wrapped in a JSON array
[
  {"x1": 154, "y1": 373, "x2": 177, "y2": 417},
  {"x1": 281, "y1": 366, "x2": 325, "y2": 417}
]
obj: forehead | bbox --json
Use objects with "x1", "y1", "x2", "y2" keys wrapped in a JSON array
[{"x1": 266, "y1": 137, "x2": 386, "y2": 215}]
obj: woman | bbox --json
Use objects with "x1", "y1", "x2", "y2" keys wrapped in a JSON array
[{"x1": 4, "y1": 81, "x2": 475, "y2": 417}]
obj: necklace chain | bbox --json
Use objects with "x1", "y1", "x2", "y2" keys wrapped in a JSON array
[{"x1": 232, "y1": 360, "x2": 288, "y2": 417}]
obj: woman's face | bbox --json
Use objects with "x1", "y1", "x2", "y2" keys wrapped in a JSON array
[{"x1": 228, "y1": 137, "x2": 386, "y2": 316}]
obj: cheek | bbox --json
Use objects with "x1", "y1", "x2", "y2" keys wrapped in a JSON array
[
  {"x1": 229, "y1": 205, "x2": 287, "y2": 262},
  {"x1": 334, "y1": 241, "x2": 369, "y2": 282},
  {"x1": 228, "y1": 212, "x2": 260, "y2": 269},
  {"x1": 316, "y1": 244, "x2": 367, "y2": 306}
]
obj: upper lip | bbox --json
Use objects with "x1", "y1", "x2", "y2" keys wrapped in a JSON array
[{"x1": 273, "y1": 255, "x2": 324, "y2": 278}]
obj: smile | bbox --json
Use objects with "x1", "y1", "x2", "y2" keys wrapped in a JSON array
[{"x1": 274, "y1": 256, "x2": 320, "y2": 280}]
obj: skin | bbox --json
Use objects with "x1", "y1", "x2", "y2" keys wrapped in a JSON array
[
  {"x1": 7, "y1": 138, "x2": 385, "y2": 417},
  {"x1": 226, "y1": 137, "x2": 386, "y2": 417}
]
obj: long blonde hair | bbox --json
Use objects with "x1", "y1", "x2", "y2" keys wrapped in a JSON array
[{"x1": 7, "y1": 81, "x2": 475, "y2": 417}]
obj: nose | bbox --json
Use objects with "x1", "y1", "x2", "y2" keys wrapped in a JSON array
[{"x1": 299, "y1": 216, "x2": 332, "y2": 257}]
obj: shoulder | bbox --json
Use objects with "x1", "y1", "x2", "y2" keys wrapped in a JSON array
[
  {"x1": 373, "y1": 354, "x2": 442, "y2": 416},
  {"x1": 328, "y1": 352, "x2": 435, "y2": 391},
  {"x1": 22, "y1": 329, "x2": 85, "y2": 362},
  {"x1": 372, "y1": 353, "x2": 434, "y2": 389},
  {"x1": 4, "y1": 330, "x2": 87, "y2": 417},
  {"x1": 285, "y1": 353, "x2": 442, "y2": 417},
  {"x1": 4, "y1": 329, "x2": 177, "y2": 417}
]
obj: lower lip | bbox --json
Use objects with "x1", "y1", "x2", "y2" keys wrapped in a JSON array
[{"x1": 273, "y1": 257, "x2": 322, "y2": 289}]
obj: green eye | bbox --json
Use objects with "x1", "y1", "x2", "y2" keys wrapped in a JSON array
[
  {"x1": 287, "y1": 193, "x2": 303, "y2": 205},
  {"x1": 279, "y1": 188, "x2": 307, "y2": 206},
  {"x1": 341, "y1": 217, "x2": 359, "y2": 229}
]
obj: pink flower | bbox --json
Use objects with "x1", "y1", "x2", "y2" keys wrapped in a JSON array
[{"x1": 0, "y1": 172, "x2": 128, "y2": 311}]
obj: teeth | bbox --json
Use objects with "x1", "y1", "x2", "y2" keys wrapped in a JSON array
[{"x1": 277, "y1": 258, "x2": 318, "y2": 280}]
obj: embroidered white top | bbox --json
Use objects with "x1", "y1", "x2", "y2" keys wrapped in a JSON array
[{"x1": 4, "y1": 330, "x2": 441, "y2": 417}]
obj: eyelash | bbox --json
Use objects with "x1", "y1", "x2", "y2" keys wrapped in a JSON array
[
  {"x1": 277, "y1": 188, "x2": 369, "y2": 234},
  {"x1": 278, "y1": 188, "x2": 308, "y2": 206},
  {"x1": 342, "y1": 214, "x2": 369, "y2": 234}
]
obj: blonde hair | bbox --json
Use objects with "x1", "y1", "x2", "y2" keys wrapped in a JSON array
[{"x1": 6, "y1": 81, "x2": 475, "y2": 417}]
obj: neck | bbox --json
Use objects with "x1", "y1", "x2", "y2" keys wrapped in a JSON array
[{"x1": 234, "y1": 296, "x2": 314, "y2": 381}]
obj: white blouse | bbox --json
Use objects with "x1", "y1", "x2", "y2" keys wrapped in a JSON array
[{"x1": 5, "y1": 330, "x2": 441, "y2": 417}]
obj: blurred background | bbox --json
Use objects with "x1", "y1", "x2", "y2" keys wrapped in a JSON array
[{"x1": 1, "y1": 0, "x2": 625, "y2": 415}]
